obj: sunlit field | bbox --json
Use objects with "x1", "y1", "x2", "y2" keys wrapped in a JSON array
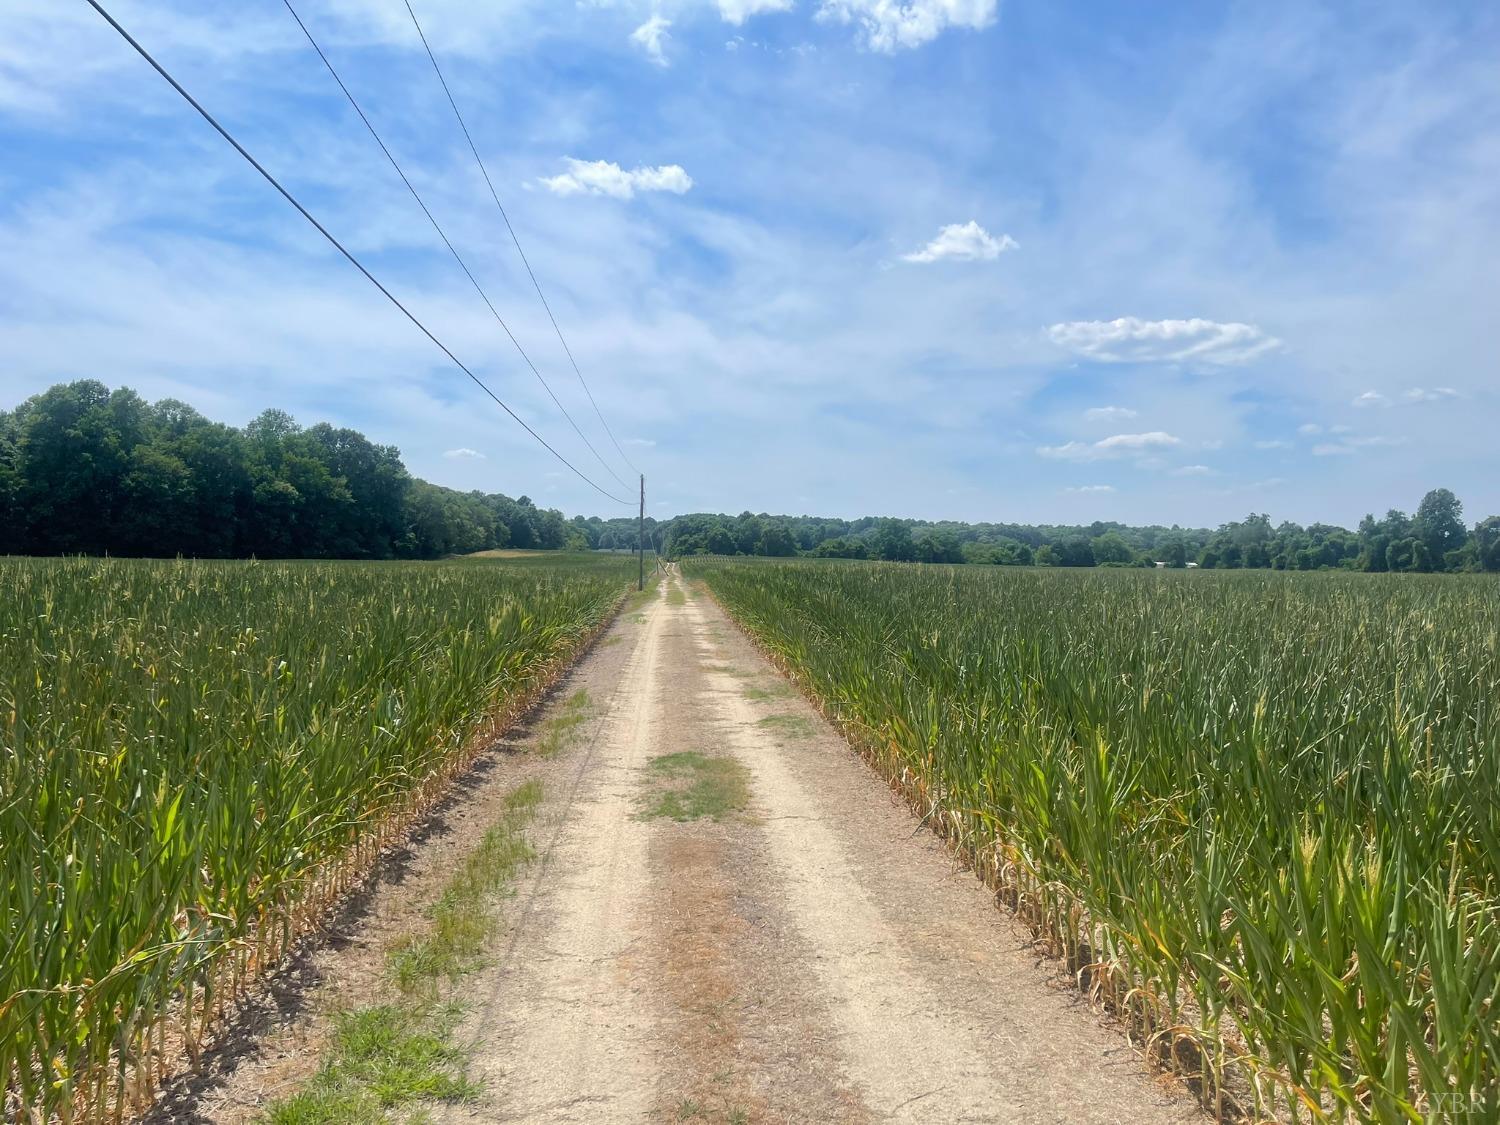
[
  {"x1": 0, "y1": 554, "x2": 632, "y2": 1119},
  {"x1": 689, "y1": 558, "x2": 1499, "y2": 1121}
]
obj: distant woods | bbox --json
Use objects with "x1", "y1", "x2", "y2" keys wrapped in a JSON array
[
  {"x1": 3, "y1": 381, "x2": 1496, "y2": 572},
  {"x1": 0, "y1": 381, "x2": 646, "y2": 559},
  {"x1": 664, "y1": 494, "x2": 1500, "y2": 573}
]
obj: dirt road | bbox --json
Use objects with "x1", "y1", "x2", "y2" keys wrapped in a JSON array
[{"x1": 433, "y1": 571, "x2": 1199, "y2": 1124}]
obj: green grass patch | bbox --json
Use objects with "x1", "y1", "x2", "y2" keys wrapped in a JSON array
[
  {"x1": 265, "y1": 781, "x2": 543, "y2": 1122},
  {"x1": 743, "y1": 683, "x2": 793, "y2": 702},
  {"x1": 756, "y1": 713, "x2": 815, "y2": 739},
  {"x1": 638, "y1": 752, "x2": 750, "y2": 822},
  {"x1": 535, "y1": 689, "x2": 592, "y2": 758},
  {"x1": 390, "y1": 781, "x2": 542, "y2": 992},
  {"x1": 265, "y1": 1005, "x2": 476, "y2": 1123},
  {"x1": 702, "y1": 663, "x2": 749, "y2": 678},
  {"x1": 666, "y1": 586, "x2": 688, "y2": 606},
  {"x1": 624, "y1": 572, "x2": 662, "y2": 614}
]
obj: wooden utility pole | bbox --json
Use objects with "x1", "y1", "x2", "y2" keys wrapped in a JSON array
[{"x1": 638, "y1": 474, "x2": 645, "y2": 591}]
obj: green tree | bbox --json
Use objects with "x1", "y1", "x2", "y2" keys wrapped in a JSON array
[
  {"x1": 15, "y1": 381, "x2": 144, "y2": 554},
  {"x1": 871, "y1": 518, "x2": 916, "y2": 562},
  {"x1": 757, "y1": 523, "x2": 797, "y2": 557},
  {"x1": 1092, "y1": 531, "x2": 1134, "y2": 566},
  {"x1": 0, "y1": 408, "x2": 22, "y2": 554},
  {"x1": 1414, "y1": 488, "x2": 1466, "y2": 570},
  {"x1": 914, "y1": 530, "x2": 964, "y2": 564},
  {"x1": 1474, "y1": 517, "x2": 1500, "y2": 572},
  {"x1": 705, "y1": 524, "x2": 736, "y2": 555},
  {"x1": 733, "y1": 512, "x2": 763, "y2": 555},
  {"x1": 1055, "y1": 536, "x2": 1096, "y2": 567}
]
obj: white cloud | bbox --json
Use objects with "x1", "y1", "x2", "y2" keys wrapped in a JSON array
[
  {"x1": 1354, "y1": 386, "x2": 1459, "y2": 409},
  {"x1": 718, "y1": 0, "x2": 795, "y2": 23},
  {"x1": 539, "y1": 158, "x2": 693, "y2": 199},
  {"x1": 1403, "y1": 386, "x2": 1459, "y2": 402},
  {"x1": 817, "y1": 0, "x2": 999, "y2": 52},
  {"x1": 1170, "y1": 464, "x2": 1215, "y2": 477},
  {"x1": 1038, "y1": 431, "x2": 1181, "y2": 461},
  {"x1": 1065, "y1": 484, "x2": 1116, "y2": 494},
  {"x1": 901, "y1": 221, "x2": 1017, "y2": 264},
  {"x1": 444, "y1": 447, "x2": 486, "y2": 459},
  {"x1": 1297, "y1": 423, "x2": 1323, "y2": 435},
  {"x1": 630, "y1": 15, "x2": 672, "y2": 66},
  {"x1": 1312, "y1": 435, "x2": 1407, "y2": 456},
  {"x1": 1253, "y1": 439, "x2": 1291, "y2": 450},
  {"x1": 625, "y1": 437, "x2": 657, "y2": 447},
  {"x1": 1084, "y1": 405, "x2": 1138, "y2": 422},
  {"x1": 1046, "y1": 317, "x2": 1280, "y2": 366},
  {"x1": 1095, "y1": 431, "x2": 1182, "y2": 453}
]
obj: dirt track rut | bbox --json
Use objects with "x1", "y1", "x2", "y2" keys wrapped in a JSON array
[{"x1": 436, "y1": 572, "x2": 1199, "y2": 1124}]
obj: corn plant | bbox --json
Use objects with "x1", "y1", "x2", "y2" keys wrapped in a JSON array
[
  {"x1": 0, "y1": 554, "x2": 631, "y2": 1121},
  {"x1": 689, "y1": 558, "x2": 1499, "y2": 1122}
]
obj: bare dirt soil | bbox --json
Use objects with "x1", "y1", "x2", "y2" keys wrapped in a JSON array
[
  {"x1": 435, "y1": 572, "x2": 1201, "y2": 1124},
  {"x1": 170, "y1": 570, "x2": 1201, "y2": 1124}
]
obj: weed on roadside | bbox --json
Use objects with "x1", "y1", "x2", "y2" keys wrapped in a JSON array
[
  {"x1": 264, "y1": 1005, "x2": 476, "y2": 1124},
  {"x1": 638, "y1": 752, "x2": 749, "y2": 822},
  {"x1": 265, "y1": 780, "x2": 543, "y2": 1122},
  {"x1": 743, "y1": 683, "x2": 793, "y2": 702},
  {"x1": 756, "y1": 713, "x2": 815, "y2": 740},
  {"x1": 535, "y1": 690, "x2": 592, "y2": 758}
]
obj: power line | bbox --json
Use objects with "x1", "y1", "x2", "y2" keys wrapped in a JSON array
[
  {"x1": 279, "y1": 0, "x2": 629, "y2": 491},
  {"x1": 402, "y1": 0, "x2": 642, "y2": 479},
  {"x1": 83, "y1": 0, "x2": 630, "y2": 508}
]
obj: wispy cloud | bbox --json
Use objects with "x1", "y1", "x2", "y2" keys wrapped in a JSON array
[
  {"x1": 817, "y1": 0, "x2": 999, "y2": 52},
  {"x1": 1047, "y1": 317, "x2": 1280, "y2": 366},
  {"x1": 718, "y1": 0, "x2": 795, "y2": 24},
  {"x1": 539, "y1": 158, "x2": 693, "y2": 199},
  {"x1": 1065, "y1": 484, "x2": 1117, "y2": 494},
  {"x1": 444, "y1": 447, "x2": 486, "y2": 460},
  {"x1": 1312, "y1": 435, "x2": 1408, "y2": 456},
  {"x1": 1254, "y1": 439, "x2": 1291, "y2": 450},
  {"x1": 625, "y1": 437, "x2": 657, "y2": 447},
  {"x1": 900, "y1": 221, "x2": 1016, "y2": 264},
  {"x1": 1353, "y1": 386, "x2": 1460, "y2": 407},
  {"x1": 630, "y1": 16, "x2": 672, "y2": 67},
  {"x1": 1039, "y1": 431, "x2": 1182, "y2": 462},
  {"x1": 1403, "y1": 386, "x2": 1460, "y2": 403},
  {"x1": 1170, "y1": 464, "x2": 1215, "y2": 477},
  {"x1": 1084, "y1": 405, "x2": 1138, "y2": 422}
]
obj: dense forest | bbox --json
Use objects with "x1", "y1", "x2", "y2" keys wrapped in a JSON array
[
  {"x1": 3, "y1": 381, "x2": 1497, "y2": 572},
  {"x1": 665, "y1": 493, "x2": 1500, "y2": 572},
  {"x1": 0, "y1": 381, "x2": 651, "y2": 559}
]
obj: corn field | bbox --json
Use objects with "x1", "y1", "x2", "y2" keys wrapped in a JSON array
[
  {"x1": 0, "y1": 555, "x2": 631, "y2": 1121},
  {"x1": 688, "y1": 558, "x2": 1499, "y2": 1122}
]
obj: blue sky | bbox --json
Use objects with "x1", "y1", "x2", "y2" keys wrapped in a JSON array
[{"x1": 3, "y1": 0, "x2": 1497, "y2": 526}]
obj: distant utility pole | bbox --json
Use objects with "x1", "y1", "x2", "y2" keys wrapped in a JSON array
[{"x1": 638, "y1": 474, "x2": 645, "y2": 591}]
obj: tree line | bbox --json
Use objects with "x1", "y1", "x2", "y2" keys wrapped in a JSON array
[
  {"x1": 4, "y1": 381, "x2": 1495, "y2": 573},
  {"x1": 0, "y1": 381, "x2": 654, "y2": 559},
  {"x1": 664, "y1": 490, "x2": 1500, "y2": 573}
]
